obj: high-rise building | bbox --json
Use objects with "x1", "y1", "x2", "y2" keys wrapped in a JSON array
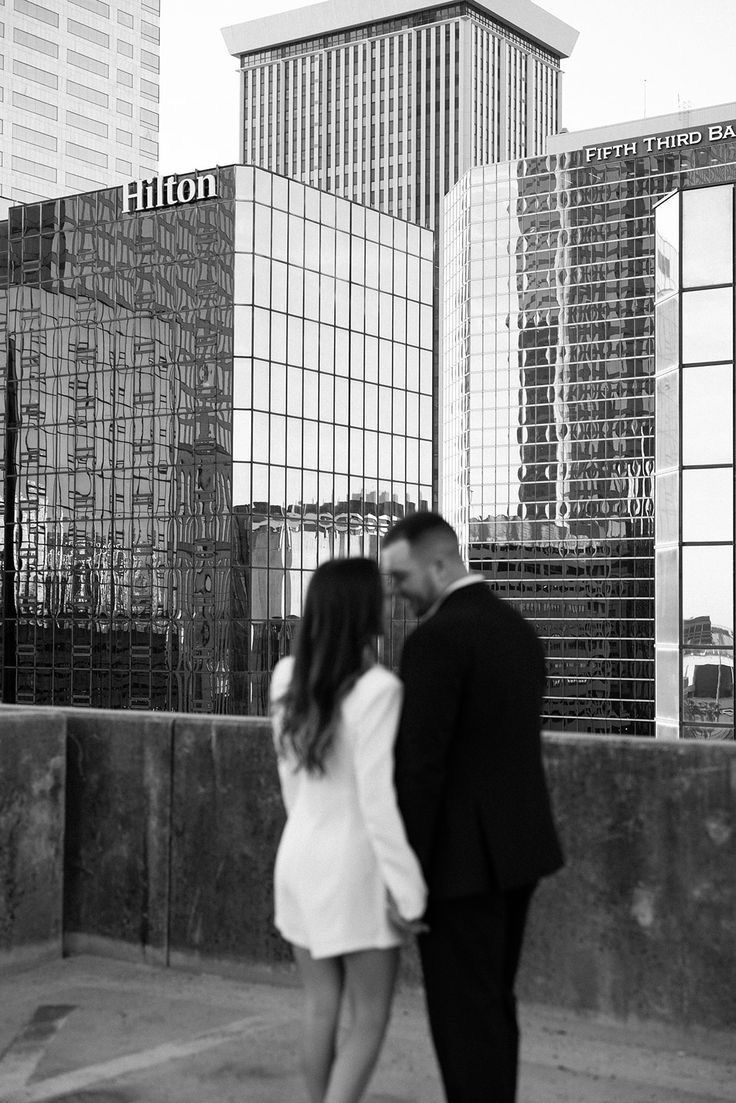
[
  {"x1": 441, "y1": 102, "x2": 736, "y2": 738},
  {"x1": 222, "y1": 0, "x2": 577, "y2": 230},
  {"x1": 0, "y1": 0, "x2": 160, "y2": 213},
  {"x1": 0, "y1": 164, "x2": 433, "y2": 712},
  {"x1": 654, "y1": 183, "x2": 735, "y2": 742}
]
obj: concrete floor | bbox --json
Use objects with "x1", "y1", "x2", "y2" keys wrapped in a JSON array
[{"x1": 1, "y1": 954, "x2": 734, "y2": 1102}]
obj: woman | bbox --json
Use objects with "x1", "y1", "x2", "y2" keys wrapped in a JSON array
[{"x1": 270, "y1": 557, "x2": 426, "y2": 1103}]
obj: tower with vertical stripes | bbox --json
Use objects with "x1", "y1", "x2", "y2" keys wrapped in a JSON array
[{"x1": 222, "y1": 0, "x2": 577, "y2": 230}]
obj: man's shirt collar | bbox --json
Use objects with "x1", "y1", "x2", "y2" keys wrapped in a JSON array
[{"x1": 421, "y1": 573, "x2": 486, "y2": 623}]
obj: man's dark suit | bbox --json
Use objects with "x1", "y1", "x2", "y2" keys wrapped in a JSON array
[{"x1": 395, "y1": 580, "x2": 563, "y2": 1103}]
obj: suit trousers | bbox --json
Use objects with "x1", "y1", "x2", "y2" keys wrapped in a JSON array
[{"x1": 418, "y1": 885, "x2": 535, "y2": 1103}]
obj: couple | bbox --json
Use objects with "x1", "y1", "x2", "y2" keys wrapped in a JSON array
[{"x1": 270, "y1": 512, "x2": 563, "y2": 1103}]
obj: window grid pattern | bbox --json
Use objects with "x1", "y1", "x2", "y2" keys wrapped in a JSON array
[
  {"x1": 0, "y1": 166, "x2": 433, "y2": 716},
  {"x1": 232, "y1": 166, "x2": 433, "y2": 710},
  {"x1": 0, "y1": 0, "x2": 159, "y2": 204},
  {"x1": 654, "y1": 184, "x2": 735, "y2": 741},
  {"x1": 239, "y1": 6, "x2": 560, "y2": 231},
  {"x1": 442, "y1": 135, "x2": 736, "y2": 737}
]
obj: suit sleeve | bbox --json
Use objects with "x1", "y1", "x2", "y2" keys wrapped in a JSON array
[
  {"x1": 394, "y1": 625, "x2": 464, "y2": 875},
  {"x1": 349, "y1": 671, "x2": 427, "y2": 921},
  {"x1": 269, "y1": 657, "x2": 300, "y2": 815}
]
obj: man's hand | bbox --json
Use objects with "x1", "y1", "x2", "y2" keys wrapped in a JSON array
[{"x1": 387, "y1": 891, "x2": 429, "y2": 936}]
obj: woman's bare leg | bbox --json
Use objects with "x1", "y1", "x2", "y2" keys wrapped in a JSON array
[
  {"x1": 324, "y1": 946, "x2": 399, "y2": 1103},
  {"x1": 292, "y1": 945, "x2": 344, "y2": 1103}
]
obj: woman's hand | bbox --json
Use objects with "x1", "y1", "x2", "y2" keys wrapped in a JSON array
[{"x1": 386, "y1": 891, "x2": 429, "y2": 936}]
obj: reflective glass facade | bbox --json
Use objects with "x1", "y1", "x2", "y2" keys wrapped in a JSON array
[
  {"x1": 442, "y1": 113, "x2": 736, "y2": 736},
  {"x1": 0, "y1": 0, "x2": 160, "y2": 208},
  {"x1": 0, "y1": 165, "x2": 433, "y2": 713},
  {"x1": 655, "y1": 186, "x2": 735, "y2": 741}
]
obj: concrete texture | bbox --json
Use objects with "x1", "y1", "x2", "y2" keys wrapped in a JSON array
[
  {"x1": 1, "y1": 955, "x2": 734, "y2": 1103},
  {"x1": 520, "y1": 737, "x2": 736, "y2": 1029},
  {"x1": 0, "y1": 711, "x2": 65, "y2": 966},
  {"x1": 168, "y1": 715, "x2": 288, "y2": 967},
  {"x1": 63, "y1": 710, "x2": 173, "y2": 965},
  {"x1": 4, "y1": 705, "x2": 736, "y2": 1032}
]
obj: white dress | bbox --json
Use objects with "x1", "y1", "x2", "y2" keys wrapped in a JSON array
[{"x1": 270, "y1": 656, "x2": 427, "y2": 959}]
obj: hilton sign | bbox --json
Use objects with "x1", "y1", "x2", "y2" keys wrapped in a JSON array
[
  {"x1": 584, "y1": 120, "x2": 736, "y2": 163},
  {"x1": 121, "y1": 171, "x2": 217, "y2": 214}
]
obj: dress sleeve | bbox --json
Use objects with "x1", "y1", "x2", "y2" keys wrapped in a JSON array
[
  {"x1": 269, "y1": 657, "x2": 300, "y2": 815},
  {"x1": 348, "y1": 670, "x2": 427, "y2": 921}
]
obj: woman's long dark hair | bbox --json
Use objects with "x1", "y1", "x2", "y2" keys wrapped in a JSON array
[{"x1": 274, "y1": 557, "x2": 384, "y2": 775}]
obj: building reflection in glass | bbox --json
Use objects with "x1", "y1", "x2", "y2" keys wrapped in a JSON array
[
  {"x1": 442, "y1": 128, "x2": 736, "y2": 736},
  {"x1": 0, "y1": 166, "x2": 433, "y2": 714},
  {"x1": 655, "y1": 184, "x2": 735, "y2": 740}
]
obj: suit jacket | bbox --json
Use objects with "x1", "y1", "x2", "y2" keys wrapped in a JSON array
[{"x1": 395, "y1": 582, "x2": 563, "y2": 899}]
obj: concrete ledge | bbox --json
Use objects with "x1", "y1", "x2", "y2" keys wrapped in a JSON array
[
  {"x1": 63, "y1": 709, "x2": 173, "y2": 958},
  {"x1": 0, "y1": 709, "x2": 66, "y2": 967},
  {"x1": 521, "y1": 735, "x2": 736, "y2": 1029},
  {"x1": 3, "y1": 705, "x2": 735, "y2": 1029},
  {"x1": 168, "y1": 715, "x2": 289, "y2": 966}
]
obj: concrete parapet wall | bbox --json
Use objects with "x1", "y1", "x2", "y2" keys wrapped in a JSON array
[
  {"x1": 3, "y1": 706, "x2": 735, "y2": 1029},
  {"x1": 520, "y1": 736, "x2": 736, "y2": 1029},
  {"x1": 64, "y1": 709, "x2": 173, "y2": 964},
  {"x1": 0, "y1": 709, "x2": 66, "y2": 966}
]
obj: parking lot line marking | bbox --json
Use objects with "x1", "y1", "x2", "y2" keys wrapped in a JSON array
[
  {"x1": 5, "y1": 1013, "x2": 285, "y2": 1102},
  {"x1": 0, "y1": 1005, "x2": 76, "y2": 1098}
]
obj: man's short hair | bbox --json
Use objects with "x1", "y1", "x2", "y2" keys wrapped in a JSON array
[{"x1": 383, "y1": 511, "x2": 459, "y2": 552}]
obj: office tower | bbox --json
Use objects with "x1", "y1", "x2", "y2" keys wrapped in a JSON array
[
  {"x1": 441, "y1": 103, "x2": 736, "y2": 738},
  {"x1": 0, "y1": 165, "x2": 433, "y2": 712},
  {"x1": 0, "y1": 0, "x2": 160, "y2": 211},
  {"x1": 654, "y1": 184, "x2": 735, "y2": 742},
  {"x1": 222, "y1": 0, "x2": 577, "y2": 230}
]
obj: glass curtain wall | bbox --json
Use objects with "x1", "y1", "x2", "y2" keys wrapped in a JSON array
[
  {"x1": 0, "y1": 176, "x2": 236, "y2": 711},
  {"x1": 231, "y1": 166, "x2": 433, "y2": 712},
  {"x1": 0, "y1": 166, "x2": 433, "y2": 714},
  {"x1": 655, "y1": 184, "x2": 735, "y2": 741},
  {"x1": 442, "y1": 132, "x2": 736, "y2": 736}
]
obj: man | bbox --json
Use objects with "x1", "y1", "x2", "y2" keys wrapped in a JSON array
[{"x1": 381, "y1": 512, "x2": 563, "y2": 1103}]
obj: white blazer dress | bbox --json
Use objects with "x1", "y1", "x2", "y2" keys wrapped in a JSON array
[{"x1": 270, "y1": 656, "x2": 427, "y2": 959}]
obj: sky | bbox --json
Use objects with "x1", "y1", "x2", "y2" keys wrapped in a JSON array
[{"x1": 160, "y1": 0, "x2": 736, "y2": 175}]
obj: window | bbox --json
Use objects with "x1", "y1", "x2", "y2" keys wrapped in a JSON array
[
  {"x1": 67, "y1": 18, "x2": 109, "y2": 47},
  {"x1": 13, "y1": 0, "x2": 58, "y2": 27},
  {"x1": 117, "y1": 39, "x2": 133, "y2": 57},
  {"x1": 13, "y1": 27, "x2": 57, "y2": 55},
  {"x1": 116, "y1": 127, "x2": 132, "y2": 146},
  {"x1": 139, "y1": 136, "x2": 157, "y2": 158},
  {"x1": 117, "y1": 11, "x2": 133, "y2": 27},
  {"x1": 14, "y1": 122, "x2": 56, "y2": 150},
  {"x1": 13, "y1": 90, "x2": 57, "y2": 119},
  {"x1": 12, "y1": 154, "x2": 56, "y2": 182},
  {"x1": 68, "y1": 49, "x2": 109, "y2": 78},
  {"x1": 70, "y1": 0, "x2": 110, "y2": 15},
  {"x1": 140, "y1": 77, "x2": 159, "y2": 101},
  {"x1": 117, "y1": 67, "x2": 133, "y2": 86},
  {"x1": 141, "y1": 19, "x2": 159, "y2": 43},
  {"x1": 13, "y1": 59, "x2": 57, "y2": 88},
  {"x1": 67, "y1": 79, "x2": 108, "y2": 108},
  {"x1": 66, "y1": 141, "x2": 108, "y2": 168},
  {"x1": 140, "y1": 107, "x2": 158, "y2": 128},
  {"x1": 141, "y1": 48, "x2": 158, "y2": 73},
  {"x1": 67, "y1": 110, "x2": 108, "y2": 137},
  {"x1": 116, "y1": 157, "x2": 132, "y2": 173},
  {"x1": 117, "y1": 98, "x2": 132, "y2": 116},
  {"x1": 65, "y1": 171, "x2": 104, "y2": 191}
]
